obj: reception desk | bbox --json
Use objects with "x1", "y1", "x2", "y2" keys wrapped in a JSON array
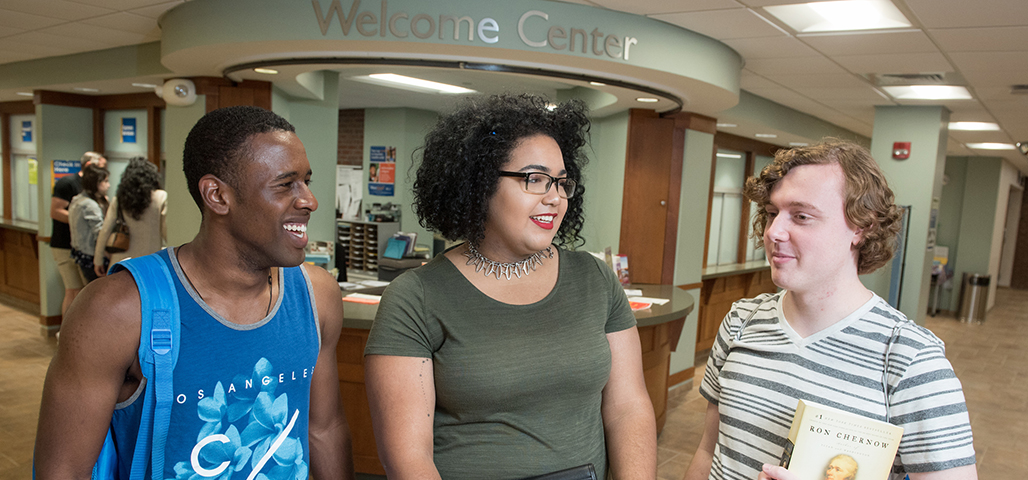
[
  {"x1": 336, "y1": 283, "x2": 694, "y2": 475},
  {"x1": 0, "y1": 218, "x2": 40, "y2": 308}
]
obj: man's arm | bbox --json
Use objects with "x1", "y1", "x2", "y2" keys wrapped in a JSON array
[
  {"x1": 34, "y1": 272, "x2": 142, "y2": 479},
  {"x1": 601, "y1": 326, "x2": 657, "y2": 480},
  {"x1": 50, "y1": 196, "x2": 70, "y2": 223},
  {"x1": 306, "y1": 266, "x2": 355, "y2": 480},
  {"x1": 683, "y1": 402, "x2": 720, "y2": 480}
]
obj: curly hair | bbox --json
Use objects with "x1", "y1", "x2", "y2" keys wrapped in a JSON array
[
  {"x1": 80, "y1": 164, "x2": 110, "y2": 213},
  {"x1": 414, "y1": 94, "x2": 590, "y2": 248},
  {"x1": 116, "y1": 157, "x2": 162, "y2": 220},
  {"x1": 183, "y1": 106, "x2": 294, "y2": 212},
  {"x1": 744, "y1": 140, "x2": 902, "y2": 274}
]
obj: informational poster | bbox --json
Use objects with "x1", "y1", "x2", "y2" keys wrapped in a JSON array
[
  {"x1": 52, "y1": 159, "x2": 80, "y2": 188},
  {"x1": 369, "y1": 145, "x2": 396, "y2": 196},
  {"x1": 28, "y1": 157, "x2": 38, "y2": 185},
  {"x1": 336, "y1": 165, "x2": 363, "y2": 221},
  {"x1": 21, "y1": 121, "x2": 32, "y2": 142},
  {"x1": 121, "y1": 117, "x2": 137, "y2": 143}
]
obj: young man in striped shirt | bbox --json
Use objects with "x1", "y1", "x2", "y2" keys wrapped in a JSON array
[{"x1": 684, "y1": 141, "x2": 977, "y2": 480}]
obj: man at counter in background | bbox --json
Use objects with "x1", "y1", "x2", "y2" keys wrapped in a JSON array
[
  {"x1": 35, "y1": 106, "x2": 354, "y2": 480},
  {"x1": 684, "y1": 141, "x2": 977, "y2": 480},
  {"x1": 50, "y1": 151, "x2": 106, "y2": 316}
]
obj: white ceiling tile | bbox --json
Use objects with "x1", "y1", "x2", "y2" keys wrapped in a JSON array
[
  {"x1": 128, "y1": 1, "x2": 184, "y2": 19},
  {"x1": 81, "y1": 12, "x2": 160, "y2": 35},
  {"x1": 739, "y1": 71, "x2": 782, "y2": 90},
  {"x1": 905, "y1": 0, "x2": 1028, "y2": 29},
  {"x1": 742, "y1": 56, "x2": 849, "y2": 76},
  {"x1": 974, "y1": 86, "x2": 1025, "y2": 100},
  {"x1": 800, "y1": 31, "x2": 939, "y2": 56},
  {"x1": 592, "y1": 0, "x2": 743, "y2": 16},
  {"x1": 0, "y1": 8, "x2": 66, "y2": 30},
  {"x1": 3, "y1": 0, "x2": 113, "y2": 21},
  {"x1": 722, "y1": 36, "x2": 817, "y2": 59},
  {"x1": 951, "y1": 52, "x2": 1028, "y2": 87},
  {"x1": 39, "y1": 21, "x2": 150, "y2": 45},
  {"x1": 762, "y1": 73, "x2": 870, "y2": 88},
  {"x1": 800, "y1": 86, "x2": 888, "y2": 102},
  {"x1": 652, "y1": 8, "x2": 784, "y2": 39},
  {"x1": 949, "y1": 131, "x2": 1014, "y2": 144},
  {"x1": 834, "y1": 52, "x2": 953, "y2": 75},
  {"x1": 930, "y1": 26, "x2": 1028, "y2": 53}
]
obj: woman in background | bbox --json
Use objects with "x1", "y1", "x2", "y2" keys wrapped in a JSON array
[
  {"x1": 68, "y1": 164, "x2": 109, "y2": 283},
  {"x1": 94, "y1": 156, "x2": 167, "y2": 276},
  {"x1": 364, "y1": 94, "x2": 656, "y2": 479}
]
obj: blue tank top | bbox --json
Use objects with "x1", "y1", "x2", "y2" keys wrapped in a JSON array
[{"x1": 109, "y1": 248, "x2": 322, "y2": 480}]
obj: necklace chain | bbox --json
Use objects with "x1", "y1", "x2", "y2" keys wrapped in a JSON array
[
  {"x1": 463, "y1": 243, "x2": 553, "y2": 280},
  {"x1": 178, "y1": 248, "x2": 274, "y2": 316}
]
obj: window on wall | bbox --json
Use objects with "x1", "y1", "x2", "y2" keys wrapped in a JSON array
[{"x1": 704, "y1": 133, "x2": 782, "y2": 268}]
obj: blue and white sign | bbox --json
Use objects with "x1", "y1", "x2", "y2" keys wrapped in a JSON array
[
  {"x1": 121, "y1": 117, "x2": 137, "y2": 143},
  {"x1": 21, "y1": 121, "x2": 32, "y2": 142}
]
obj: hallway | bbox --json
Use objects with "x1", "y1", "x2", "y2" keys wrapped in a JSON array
[{"x1": 1, "y1": 289, "x2": 1025, "y2": 478}]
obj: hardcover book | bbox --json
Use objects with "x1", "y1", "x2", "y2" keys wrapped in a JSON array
[{"x1": 780, "y1": 399, "x2": 904, "y2": 480}]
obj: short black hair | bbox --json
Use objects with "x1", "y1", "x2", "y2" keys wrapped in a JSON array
[
  {"x1": 414, "y1": 94, "x2": 590, "y2": 247},
  {"x1": 117, "y1": 157, "x2": 162, "y2": 220},
  {"x1": 183, "y1": 106, "x2": 295, "y2": 211}
]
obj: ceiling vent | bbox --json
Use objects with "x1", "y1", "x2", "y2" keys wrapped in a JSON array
[
  {"x1": 867, "y1": 72, "x2": 966, "y2": 86},
  {"x1": 1011, "y1": 85, "x2": 1028, "y2": 95}
]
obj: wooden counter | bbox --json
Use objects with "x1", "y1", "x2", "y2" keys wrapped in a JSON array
[
  {"x1": 336, "y1": 283, "x2": 693, "y2": 475},
  {"x1": 696, "y1": 261, "x2": 777, "y2": 352},
  {"x1": 0, "y1": 218, "x2": 40, "y2": 307}
]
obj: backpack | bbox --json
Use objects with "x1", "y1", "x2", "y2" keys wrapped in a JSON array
[{"x1": 92, "y1": 253, "x2": 181, "y2": 480}]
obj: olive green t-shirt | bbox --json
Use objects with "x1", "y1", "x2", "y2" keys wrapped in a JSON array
[{"x1": 365, "y1": 248, "x2": 636, "y2": 479}]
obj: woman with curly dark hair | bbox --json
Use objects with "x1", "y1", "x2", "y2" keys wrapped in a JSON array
[
  {"x1": 93, "y1": 156, "x2": 167, "y2": 275},
  {"x1": 364, "y1": 94, "x2": 656, "y2": 479}
]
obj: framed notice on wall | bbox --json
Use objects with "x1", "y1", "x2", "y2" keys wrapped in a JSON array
[
  {"x1": 369, "y1": 145, "x2": 396, "y2": 196},
  {"x1": 52, "y1": 160, "x2": 80, "y2": 188},
  {"x1": 121, "y1": 117, "x2": 137, "y2": 143},
  {"x1": 21, "y1": 121, "x2": 32, "y2": 142}
]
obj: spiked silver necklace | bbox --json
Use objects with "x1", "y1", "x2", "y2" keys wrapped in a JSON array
[{"x1": 463, "y1": 243, "x2": 553, "y2": 280}]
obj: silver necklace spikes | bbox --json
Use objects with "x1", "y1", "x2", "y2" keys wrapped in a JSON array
[{"x1": 463, "y1": 243, "x2": 554, "y2": 280}]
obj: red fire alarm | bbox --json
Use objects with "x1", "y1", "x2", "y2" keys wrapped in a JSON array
[{"x1": 893, "y1": 142, "x2": 911, "y2": 160}]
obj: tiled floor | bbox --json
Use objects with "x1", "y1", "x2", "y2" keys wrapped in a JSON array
[{"x1": 2, "y1": 289, "x2": 1025, "y2": 479}]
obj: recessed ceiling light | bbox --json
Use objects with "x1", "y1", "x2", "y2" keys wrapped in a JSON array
[
  {"x1": 73, "y1": 87, "x2": 100, "y2": 92},
  {"x1": 716, "y1": 123, "x2": 737, "y2": 128},
  {"x1": 789, "y1": 142, "x2": 809, "y2": 146},
  {"x1": 589, "y1": 81, "x2": 606, "y2": 86},
  {"x1": 755, "y1": 133, "x2": 778, "y2": 138},
  {"x1": 16, "y1": 92, "x2": 33, "y2": 96},
  {"x1": 881, "y1": 85, "x2": 972, "y2": 100},
  {"x1": 948, "y1": 122, "x2": 1000, "y2": 131},
  {"x1": 966, "y1": 143, "x2": 1016, "y2": 150},
  {"x1": 636, "y1": 97, "x2": 658, "y2": 103},
  {"x1": 764, "y1": 0, "x2": 912, "y2": 33},
  {"x1": 716, "y1": 153, "x2": 743, "y2": 158},
  {"x1": 254, "y1": 68, "x2": 279, "y2": 75},
  {"x1": 360, "y1": 73, "x2": 475, "y2": 94},
  {"x1": 132, "y1": 82, "x2": 158, "y2": 89}
]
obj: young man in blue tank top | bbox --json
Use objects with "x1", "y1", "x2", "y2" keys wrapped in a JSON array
[
  {"x1": 684, "y1": 141, "x2": 976, "y2": 480},
  {"x1": 35, "y1": 106, "x2": 354, "y2": 480}
]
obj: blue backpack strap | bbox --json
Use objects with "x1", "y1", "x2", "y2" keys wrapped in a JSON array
[{"x1": 110, "y1": 253, "x2": 180, "y2": 480}]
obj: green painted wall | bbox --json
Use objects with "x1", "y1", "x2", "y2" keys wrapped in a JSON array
[
  {"x1": 721, "y1": 91, "x2": 870, "y2": 145},
  {"x1": 953, "y1": 157, "x2": 1001, "y2": 313},
  {"x1": 580, "y1": 110, "x2": 628, "y2": 253},
  {"x1": 935, "y1": 156, "x2": 968, "y2": 311},
  {"x1": 36, "y1": 104, "x2": 94, "y2": 318},
  {"x1": 163, "y1": 100, "x2": 208, "y2": 247},
  {"x1": 867, "y1": 106, "x2": 948, "y2": 325},
  {"x1": 273, "y1": 71, "x2": 342, "y2": 247},
  {"x1": 362, "y1": 108, "x2": 438, "y2": 249}
]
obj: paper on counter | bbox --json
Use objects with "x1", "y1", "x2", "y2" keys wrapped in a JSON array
[
  {"x1": 358, "y1": 280, "x2": 390, "y2": 287},
  {"x1": 630, "y1": 296, "x2": 669, "y2": 305},
  {"x1": 624, "y1": 289, "x2": 643, "y2": 296},
  {"x1": 342, "y1": 293, "x2": 381, "y2": 304}
]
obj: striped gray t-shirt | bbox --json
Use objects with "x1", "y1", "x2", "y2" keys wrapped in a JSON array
[{"x1": 700, "y1": 291, "x2": 976, "y2": 479}]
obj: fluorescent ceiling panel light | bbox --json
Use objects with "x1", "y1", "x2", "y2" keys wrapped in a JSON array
[
  {"x1": 132, "y1": 82, "x2": 157, "y2": 88},
  {"x1": 755, "y1": 133, "x2": 778, "y2": 138},
  {"x1": 966, "y1": 143, "x2": 1015, "y2": 150},
  {"x1": 716, "y1": 153, "x2": 742, "y2": 158},
  {"x1": 589, "y1": 81, "x2": 606, "y2": 86},
  {"x1": 716, "y1": 123, "x2": 737, "y2": 128},
  {"x1": 948, "y1": 122, "x2": 1000, "y2": 131},
  {"x1": 881, "y1": 85, "x2": 972, "y2": 100},
  {"x1": 765, "y1": 0, "x2": 911, "y2": 33},
  {"x1": 253, "y1": 68, "x2": 278, "y2": 74},
  {"x1": 365, "y1": 73, "x2": 475, "y2": 94},
  {"x1": 636, "y1": 97, "x2": 658, "y2": 103},
  {"x1": 73, "y1": 87, "x2": 99, "y2": 92},
  {"x1": 16, "y1": 92, "x2": 33, "y2": 96},
  {"x1": 789, "y1": 142, "x2": 809, "y2": 146}
]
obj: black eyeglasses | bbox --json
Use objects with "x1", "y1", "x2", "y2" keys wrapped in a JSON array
[{"x1": 498, "y1": 171, "x2": 578, "y2": 199}]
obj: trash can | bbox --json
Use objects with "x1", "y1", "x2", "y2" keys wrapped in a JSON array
[{"x1": 958, "y1": 273, "x2": 990, "y2": 323}]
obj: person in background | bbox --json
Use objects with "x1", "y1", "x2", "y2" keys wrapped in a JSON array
[
  {"x1": 93, "y1": 156, "x2": 168, "y2": 276},
  {"x1": 50, "y1": 151, "x2": 105, "y2": 314},
  {"x1": 364, "y1": 94, "x2": 656, "y2": 479},
  {"x1": 68, "y1": 164, "x2": 110, "y2": 283},
  {"x1": 682, "y1": 140, "x2": 976, "y2": 480}
]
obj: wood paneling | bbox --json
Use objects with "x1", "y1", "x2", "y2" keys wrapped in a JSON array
[
  {"x1": 696, "y1": 270, "x2": 776, "y2": 351},
  {"x1": 0, "y1": 228, "x2": 39, "y2": 305},
  {"x1": 620, "y1": 110, "x2": 674, "y2": 284},
  {"x1": 337, "y1": 327, "x2": 385, "y2": 475}
]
